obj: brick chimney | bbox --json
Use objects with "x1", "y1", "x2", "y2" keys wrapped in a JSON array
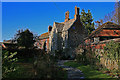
[
  {"x1": 74, "y1": 6, "x2": 80, "y2": 20},
  {"x1": 48, "y1": 25, "x2": 52, "y2": 33},
  {"x1": 65, "y1": 11, "x2": 70, "y2": 22}
]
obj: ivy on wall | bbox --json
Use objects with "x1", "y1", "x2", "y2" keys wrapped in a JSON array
[{"x1": 104, "y1": 41, "x2": 120, "y2": 61}]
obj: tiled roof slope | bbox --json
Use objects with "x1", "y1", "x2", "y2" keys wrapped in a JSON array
[
  {"x1": 53, "y1": 19, "x2": 75, "y2": 32},
  {"x1": 54, "y1": 19, "x2": 76, "y2": 32},
  {"x1": 62, "y1": 19, "x2": 75, "y2": 31},
  {"x1": 39, "y1": 32, "x2": 49, "y2": 39},
  {"x1": 89, "y1": 21, "x2": 120, "y2": 38},
  {"x1": 3, "y1": 40, "x2": 12, "y2": 43}
]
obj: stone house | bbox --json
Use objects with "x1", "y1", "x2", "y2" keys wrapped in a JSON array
[
  {"x1": 37, "y1": 26, "x2": 52, "y2": 51},
  {"x1": 49, "y1": 6, "x2": 87, "y2": 58}
]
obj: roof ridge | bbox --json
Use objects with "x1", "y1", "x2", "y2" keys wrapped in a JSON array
[
  {"x1": 89, "y1": 21, "x2": 120, "y2": 37},
  {"x1": 55, "y1": 22, "x2": 64, "y2": 24}
]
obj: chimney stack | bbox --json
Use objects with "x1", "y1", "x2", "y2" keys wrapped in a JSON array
[
  {"x1": 65, "y1": 11, "x2": 70, "y2": 22},
  {"x1": 48, "y1": 25, "x2": 52, "y2": 33},
  {"x1": 74, "y1": 6, "x2": 80, "y2": 20}
]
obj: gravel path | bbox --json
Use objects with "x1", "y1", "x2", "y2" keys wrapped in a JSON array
[{"x1": 57, "y1": 60, "x2": 85, "y2": 80}]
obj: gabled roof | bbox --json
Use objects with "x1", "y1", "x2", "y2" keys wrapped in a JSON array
[
  {"x1": 89, "y1": 21, "x2": 120, "y2": 38},
  {"x1": 3, "y1": 40, "x2": 12, "y2": 43},
  {"x1": 40, "y1": 32, "x2": 49, "y2": 37},
  {"x1": 39, "y1": 32, "x2": 49, "y2": 39},
  {"x1": 54, "y1": 22, "x2": 64, "y2": 32},
  {"x1": 54, "y1": 19, "x2": 76, "y2": 32},
  {"x1": 63, "y1": 19, "x2": 75, "y2": 31}
]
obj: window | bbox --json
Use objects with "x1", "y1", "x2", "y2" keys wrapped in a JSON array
[{"x1": 72, "y1": 26, "x2": 75, "y2": 29}]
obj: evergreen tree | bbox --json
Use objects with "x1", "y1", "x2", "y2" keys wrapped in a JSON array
[
  {"x1": 80, "y1": 9, "x2": 95, "y2": 34},
  {"x1": 16, "y1": 29, "x2": 35, "y2": 49}
]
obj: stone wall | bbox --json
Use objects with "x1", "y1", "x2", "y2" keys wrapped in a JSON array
[
  {"x1": 57, "y1": 32, "x2": 63, "y2": 50},
  {"x1": 83, "y1": 38, "x2": 120, "y2": 70},
  {"x1": 39, "y1": 38, "x2": 49, "y2": 52},
  {"x1": 49, "y1": 25, "x2": 57, "y2": 52},
  {"x1": 67, "y1": 21, "x2": 87, "y2": 57},
  {"x1": 94, "y1": 49, "x2": 119, "y2": 70},
  {"x1": 62, "y1": 31, "x2": 68, "y2": 49}
]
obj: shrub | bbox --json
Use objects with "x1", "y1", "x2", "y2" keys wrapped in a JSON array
[
  {"x1": 104, "y1": 41, "x2": 120, "y2": 76},
  {"x1": 33, "y1": 52, "x2": 67, "y2": 79},
  {"x1": 2, "y1": 50, "x2": 18, "y2": 78},
  {"x1": 104, "y1": 41, "x2": 120, "y2": 61}
]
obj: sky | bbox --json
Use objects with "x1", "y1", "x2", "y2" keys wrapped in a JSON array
[
  {"x1": 2, "y1": 2, "x2": 117, "y2": 41},
  {"x1": 1, "y1": 0, "x2": 120, "y2": 2}
]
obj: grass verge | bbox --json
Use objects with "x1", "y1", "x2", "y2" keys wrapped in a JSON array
[
  {"x1": 64, "y1": 61, "x2": 112, "y2": 78},
  {"x1": 4, "y1": 58, "x2": 36, "y2": 78}
]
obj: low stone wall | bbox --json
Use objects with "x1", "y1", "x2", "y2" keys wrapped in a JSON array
[{"x1": 94, "y1": 49, "x2": 119, "y2": 70}]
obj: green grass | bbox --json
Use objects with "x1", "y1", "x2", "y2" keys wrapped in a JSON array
[
  {"x1": 3, "y1": 57, "x2": 36, "y2": 78},
  {"x1": 4, "y1": 57, "x2": 68, "y2": 79},
  {"x1": 64, "y1": 61, "x2": 112, "y2": 78},
  {"x1": 5, "y1": 63, "x2": 35, "y2": 78}
]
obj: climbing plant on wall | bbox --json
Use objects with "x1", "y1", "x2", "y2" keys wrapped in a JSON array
[{"x1": 104, "y1": 41, "x2": 120, "y2": 61}]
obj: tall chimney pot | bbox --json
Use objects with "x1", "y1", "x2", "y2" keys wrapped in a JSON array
[
  {"x1": 48, "y1": 25, "x2": 52, "y2": 33},
  {"x1": 65, "y1": 11, "x2": 70, "y2": 22},
  {"x1": 74, "y1": 6, "x2": 80, "y2": 20}
]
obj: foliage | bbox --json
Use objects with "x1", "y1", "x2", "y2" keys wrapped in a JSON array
[
  {"x1": 80, "y1": 9, "x2": 95, "y2": 34},
  {"x1": 2, "y1": 49, "x2": 67, "y2": 79},
  {"x1": 15, "y1": 29, "x2": 35, "y2": 49},
  {"x1": 2, "y1": 57, "x2": 37, "y2": 78},
  {"x1": 75, "y1": 44, "x2": 102, "y2": 72},
  {"x1": 104, "y1": 41, "x2": 120, "y2": 75},
  {"x1": 64, "y1": 61, "x2": 112, "y2": 78},
  {"x1": 34, "y1": 52, "x2": 67, "y2": 79},
  {"x1": 2, "y1": 50, "x2": 18, "y2": 78},
  {"x1": 75, "y1": 45, "x2": 98, "y2": 65},
  {"x1": 76, "y1": 53, "x2": 87, "y2": 65},
  {"x1": 104, "y1": 41, "x2": 120, "y2": 60},
  {"x1": 54, "y1": 50, "x2": 68, "y2": 60}
]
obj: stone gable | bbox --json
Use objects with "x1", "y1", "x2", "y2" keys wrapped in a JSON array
[{"x1": 49, "y1": 6, "x2": 88, "y2": 58}]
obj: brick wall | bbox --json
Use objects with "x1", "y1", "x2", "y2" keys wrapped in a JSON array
[{"x1": 94, "y1": 49, "x2": 119, "y2": 70}]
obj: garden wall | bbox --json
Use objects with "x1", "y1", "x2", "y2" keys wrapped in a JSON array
[
  {"x1": 94, "y1": 49, "x2": 119, "y2": 70},
  {"x1": 84, "y1": 38, "x2": 120, "y2": 70}
]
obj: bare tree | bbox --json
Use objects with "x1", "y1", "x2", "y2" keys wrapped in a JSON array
[
  {"x1": 95, "y1": 21, "x2": 100, "y2": 29},
  {"x1": 103, "y1": 12, "x2": 114, "y2": 23},
  {"x1": 97, "y1": 1, "x2": 120, "y2": 25},
  {"x1": 112, "y1": 0, "x2": 120, "y2": 25}
]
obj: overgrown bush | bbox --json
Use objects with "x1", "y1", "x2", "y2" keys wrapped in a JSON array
[
  {"x1": 75, "y1": 45, "x2": 90, "y2": 65},
  {"x1": 75, "y1": 44, "x2": 101, "y2": 69},
  {"x1": 33, "y1": 51, "x2": 67, "y2": 79},
  {"x1": 104, "y1": 41, "x2": 120, "y2": 61},
  {"x1": 2, "y1": 50, "x2": 19, "y2": 78},
  {"x1": 6, "y1": 48, "x2": 39, "y2": 59},
  {"x1": 54, "y1": 50, "x2": 68, "y2": 60},
  {"x1": 104, "y1": 41, "x2": 120, "y2": 77}
]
